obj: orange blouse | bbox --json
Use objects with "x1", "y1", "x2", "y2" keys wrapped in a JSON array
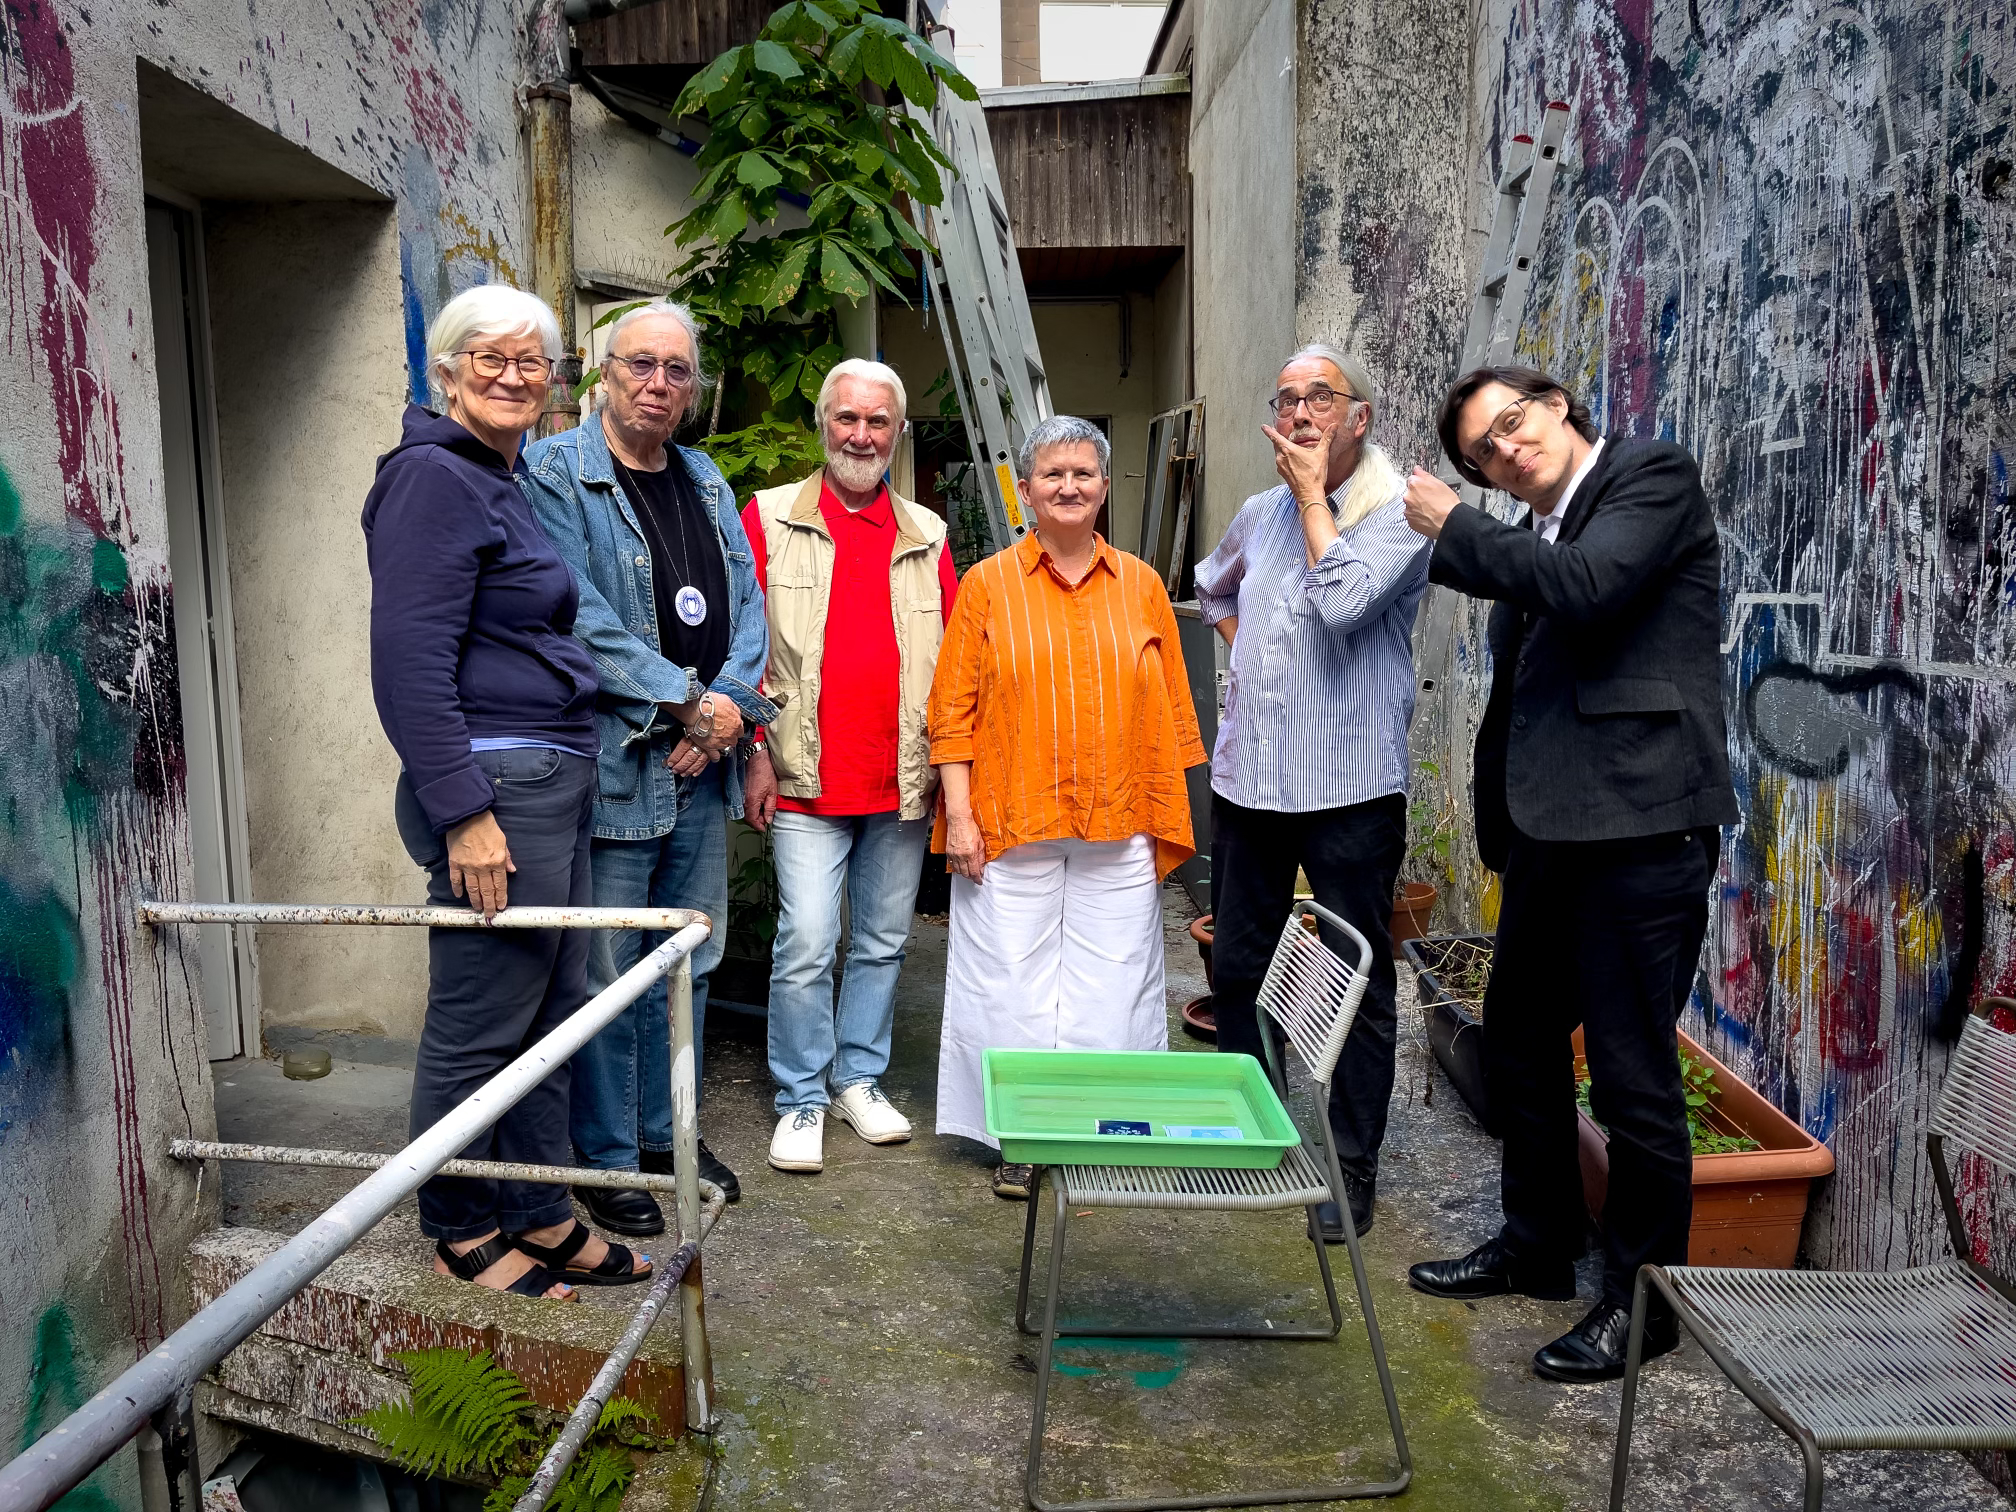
[{"x1": 927, "y1": 532, "x2": 1209, "y2": 879}]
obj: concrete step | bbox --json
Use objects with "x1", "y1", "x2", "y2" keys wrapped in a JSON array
[{"x1": 190, "y1": 1227, "x2": 690, "y2": 1464}]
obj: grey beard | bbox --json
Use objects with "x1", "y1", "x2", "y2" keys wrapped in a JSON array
[{"x1": 825, "y1": 448, "x2": 887, "y2": 494}]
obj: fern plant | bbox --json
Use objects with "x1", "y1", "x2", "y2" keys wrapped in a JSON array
[{"x1": 354, "y1": 1349, "x2": 662, "y2": 1512}]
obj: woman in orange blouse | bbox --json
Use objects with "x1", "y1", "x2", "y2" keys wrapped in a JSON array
[{"x1": 928, "y1": 415, "x2": 1209, "y2": 1198}]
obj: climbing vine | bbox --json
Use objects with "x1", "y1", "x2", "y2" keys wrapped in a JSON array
[{"x1": 665, "y1": 0, "x2": 976, "y2": 490}]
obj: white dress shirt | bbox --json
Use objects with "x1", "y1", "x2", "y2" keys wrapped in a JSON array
[{"x1": 1533, "y1": 436, "x2": 1605, "y2": 543}]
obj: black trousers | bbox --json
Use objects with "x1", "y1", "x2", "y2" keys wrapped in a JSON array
[
  {"x1": 1210, "y1": 792, "x2": 1405, "y2": 1183},
  {"x1": 1486, "y1": 827, "x2": 1717, "y2": 1308},
  {"x1": 395, "y1": 747, "x2": 596, "y2": 1241}
]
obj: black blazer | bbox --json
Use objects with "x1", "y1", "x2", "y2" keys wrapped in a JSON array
[{"x1": 1428, "y1": 437, "x2": 1738, "y2": 872}]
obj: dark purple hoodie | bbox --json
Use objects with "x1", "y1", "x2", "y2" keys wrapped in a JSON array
[{"x1": 362, "y1": 406, "x2": 599, "y2": 834}]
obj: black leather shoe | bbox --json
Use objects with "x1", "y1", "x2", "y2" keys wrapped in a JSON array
[
  {"x1": 1532, "y1": 1302, "x2": 1679, "y2": 1383},
  {"x1": 639, "y1": 1141, "x2": 742, "y2": 1204},
  {"x1": 575, "y1": 1184, "x2": 665, "y2": 1237},
  {"x1": 1309, "y1": 1175, "x2": 1375, "y2": 1242},
  {"x1": 1407, "y1": 1236, "x2": 1577, "y2": 1301}
]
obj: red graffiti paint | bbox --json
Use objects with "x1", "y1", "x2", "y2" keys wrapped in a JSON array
[
  {"x1": 5, "y1": 0, "x2": 123, "y2": 537},
  {"x1": 403, "y1": 62, "x2": 470, "y2": 163},
  {"x1": 1820, "y1": 908, "x2": 1887, "y2": 1075}
]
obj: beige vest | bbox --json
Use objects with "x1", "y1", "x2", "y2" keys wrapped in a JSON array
[{"x1": 752, "y1": 472, "x2": 950, "y2": 821}]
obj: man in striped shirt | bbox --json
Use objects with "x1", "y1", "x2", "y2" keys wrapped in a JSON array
[{"x1": 1193, "y1": 344, "x2": 1432, "y2": 1242}]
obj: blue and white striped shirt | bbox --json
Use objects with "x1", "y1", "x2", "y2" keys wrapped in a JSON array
[{"x1": 1193, "y1": 467, "x2": 1431, "y2": 814}]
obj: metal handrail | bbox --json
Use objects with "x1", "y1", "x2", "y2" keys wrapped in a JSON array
[{"x1": 0, "y1": 904, "x2": 715, "y2": 1512}]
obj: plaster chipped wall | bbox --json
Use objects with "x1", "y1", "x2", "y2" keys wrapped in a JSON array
[
  {"x1": 1304, "y1": 0, "x2": 2016, "y2": 1286},
  {"x1": 1189, "y1": 0, "x2": 1297, "y2": 545},
  {"x1": 0, "y1": 0, "x2": 545, "y2": 1495}
]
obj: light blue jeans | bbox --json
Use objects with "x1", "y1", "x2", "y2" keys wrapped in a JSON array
[
  {"x1": 767, "y1": 808, "x2": 930, "y2": 1114},
  {"x1": 571, "y1": 763, "x2": 726, "y2": 1170}
]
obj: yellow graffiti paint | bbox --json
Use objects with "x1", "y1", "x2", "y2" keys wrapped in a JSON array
[{"x1": 439, "y1": 205, "x2": 525, "y2": 287}]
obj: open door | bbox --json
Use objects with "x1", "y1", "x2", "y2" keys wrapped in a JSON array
[{"x1": 146, "y1": 197, "x2": 258, "y2": 1060}]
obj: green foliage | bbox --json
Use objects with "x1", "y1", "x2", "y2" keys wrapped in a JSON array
[
  {"x1": 668, "y1": 0, "x2": 975, "y2": 427},
  {"x1": 1680, "y1": 1048, "x2": 1761, "y2": 1154},
  {"x1": 353, "y1": 1349, "x2": 663, "y2": 1507},
  {"x1": 728, "y1": 833, "x2": 780, "y2": 950},
  {"x1": 1402, "y1": 759, "x2": 1458, "y2": 886},
  {"x1": 1574, "y1": 1049, "x2": 1762, "y2": 1156},
  {"x1": 696, "y1": 416, "x2": 826, "y2": 496}
]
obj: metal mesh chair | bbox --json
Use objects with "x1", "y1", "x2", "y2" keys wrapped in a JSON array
[
  {"x1": 1013, "y1": 901, "x2": 1412, "y2": 1510},
  {"x1": 1610, "y1": 997, "x2": 2016, "y2": 1511}
]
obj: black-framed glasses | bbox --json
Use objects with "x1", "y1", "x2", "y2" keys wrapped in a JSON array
[
  {"x1": 1466, "y1": 397, "x2": 1533, "y2": 471},
  {"x1": 1267, "y1": 385, "x2": 1361, "y2": 421},
  {"x1": 611, "y1": 354, "x2": 696, "y2": 386},
  {"x1": 458, "y1": 350, "x2": 554, "y2": 381}
]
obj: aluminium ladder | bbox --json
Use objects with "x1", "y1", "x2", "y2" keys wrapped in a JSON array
[
  {"x1": 1414, "y1": 99, "x2": 1572, "y2": 692},
  {"x1": 907, "y1": 34, "x2": 1053, "y2": 552}
]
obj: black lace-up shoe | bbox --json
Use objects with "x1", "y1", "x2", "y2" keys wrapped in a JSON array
[
  {"x1": 575, "y1": 1184, "x2": 665, "y2": 1237},
  {"x1": 1309, "y1": 1174, "x2": 1376, "y2": 1241},
  {"x1": 1407, "y1": 1235, "x2": 1577, "y2": 1301},
  {"x1": 1532, "y1": 1302, "x2": 1679, "y2": 1383}
]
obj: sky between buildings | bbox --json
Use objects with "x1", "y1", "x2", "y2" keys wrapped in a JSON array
[{"x1": 941, "y1": 0, "x2": 1169, "y2": 88}]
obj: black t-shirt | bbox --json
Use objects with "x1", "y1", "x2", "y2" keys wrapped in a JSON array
[{"x1": 613, "y1": 455, "x2": 731, "y2": 694}]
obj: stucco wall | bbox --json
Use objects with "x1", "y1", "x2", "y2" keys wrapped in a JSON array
[
  {"x1": 203, "y1": 201, "x2": 427, "y2": 1041},
  {"x1": 1031, "y1": 296, "x2": 1160, "y2": 551},
  {"x1": 1188, "y1": 0, "x2": 1297, "y2": 545}
]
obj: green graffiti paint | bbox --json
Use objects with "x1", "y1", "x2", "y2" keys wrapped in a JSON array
[
  {"x1": 1051, "y1": 1337, "x2": 1189, "y2": 1389},
  {"x1": 16, "y1": 1306, "x2": 120, "y2": 1512},
  {"x1": 90, "y1": 538, "x2": 128, "y2": 595},
  {"x1": 0, "y1": 462, "x2": 20, "y2": 534}
]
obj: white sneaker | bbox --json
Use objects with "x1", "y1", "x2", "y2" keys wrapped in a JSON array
[
  {"x1": 768, "y1": 1106, "x2": 825, "y2": 1172},
  {"x1": 832, "y1": 1082, "x2": 913, "y2": 1145}
]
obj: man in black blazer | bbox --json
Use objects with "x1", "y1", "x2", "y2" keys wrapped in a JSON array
[{"x1": 1398, "y1": 366, "x2": 1738, "y2": 1383}]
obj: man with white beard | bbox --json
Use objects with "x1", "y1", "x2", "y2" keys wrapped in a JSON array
[{"x1": 739, "y1": 360, "x2": 958, "y2": 1174}]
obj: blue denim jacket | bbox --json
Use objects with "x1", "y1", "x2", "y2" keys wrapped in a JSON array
[{"x1": 522, "y1": 420, "x2": 777, "y2": 840}]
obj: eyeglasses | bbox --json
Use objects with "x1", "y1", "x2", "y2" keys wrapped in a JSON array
[
  {"x1": 611, "y1": 355, "x2": 696, "y2": 386},
  {"x1": 459, "y1": 351, "x2": 554, "y2": 382},
  {"x1": 1267, "y1": 385, "x2": 1361, "y2": 421},
  {"x1": 1465, "y1": 397, "x2": 1534, "y2": 472}
]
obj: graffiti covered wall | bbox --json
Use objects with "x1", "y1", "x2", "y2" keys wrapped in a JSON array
[
  {"x1": 1487, "y1": 0, "x2": 2016, "y2": 1278},
  {"x1": 0, "y1": 0, "x2": 539, "y2": 1497},
  {"x1": 1301, "y1": 0, "x2": 2015, "y2": 1280}
]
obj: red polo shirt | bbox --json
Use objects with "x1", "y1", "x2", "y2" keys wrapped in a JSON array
[{"x1": 743, "y1": 482, "x2": 959, "y2": 816}]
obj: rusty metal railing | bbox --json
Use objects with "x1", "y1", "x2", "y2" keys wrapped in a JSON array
[{"x1": 0, "y1": 903, "x2": 718, "y2": 1512}]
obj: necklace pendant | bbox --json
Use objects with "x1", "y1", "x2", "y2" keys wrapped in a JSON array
[{"x1": 675, "y1": 585, "x2": 708, "y2": 626}]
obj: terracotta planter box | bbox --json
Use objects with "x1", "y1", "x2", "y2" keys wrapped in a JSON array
[
  {"x1": 1572, "y1": 1026, "x2": 1834, "y2": 1269},
  {"x1": 1389, "y1": 882, "x2": 1438, "y2": 957},
  {"x1": 1401, "y1": 933, "x2": 1493, "y2": 1122}
]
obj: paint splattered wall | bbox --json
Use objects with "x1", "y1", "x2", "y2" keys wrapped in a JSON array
[
  {"x1": 1301, "y1": 0, "x2": 2016, "y2": 1281},
  {"x1": 1, "y1": 0, "x2": 540, "y2": 1497}
]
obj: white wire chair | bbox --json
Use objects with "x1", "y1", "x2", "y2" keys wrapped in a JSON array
[
  {"x1": 1610, "y1": 997, "x2": 2016, "y2": 1511},
  {"x1": 1012, "y1": 901, "x2": 1412, "y2": 1510}
]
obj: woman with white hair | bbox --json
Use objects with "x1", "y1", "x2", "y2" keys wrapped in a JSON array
[
  {"x1": 927, "y1": 415, "x2": 1209, "y2": 1199},
  {"x1": 364, "y1": 283, "x2": 653, "y2": 1299}
]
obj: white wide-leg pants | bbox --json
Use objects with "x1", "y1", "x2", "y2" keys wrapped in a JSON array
[{"x1": 936, "y1": 833, "x2": 1168, "y2": 1148}]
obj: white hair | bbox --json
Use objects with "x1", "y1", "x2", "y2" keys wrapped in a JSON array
[
  {"x1": 603, "y1": 299, "x2": 710, "y2": 426},
  {"x1": 1282, "y1": 341, "x2": 1377, "y2": 411},
  {"x1": 426, "y1": 284, "x2": 563, "y2": 403},
  {"x1": 1281, "y1": 343, "x2": 1388, "y2": 529},
  {"x1": 1016, "y1": 415, "x2": 1110, "y2": 479},
  {"x1": 815, "y1": 358, "x2": 907, "y2": 429}
]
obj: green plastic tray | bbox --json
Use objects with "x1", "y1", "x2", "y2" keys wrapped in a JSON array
[{"x1": 982, "y1": 1049, "x2": 1298, "y2": 1169}]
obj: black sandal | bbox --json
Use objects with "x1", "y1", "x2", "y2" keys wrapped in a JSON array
[
  {"x1": 435, "y1": 1236, "x2": 578, "y2": 1301},
  {"x1": 509, "y1": 1221, "x2": 652, "y2": 1287}
]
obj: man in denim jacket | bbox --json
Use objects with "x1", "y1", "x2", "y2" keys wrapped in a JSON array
[{"x1": 523, "y1": 301, "x2": 775, "y2": 1232}]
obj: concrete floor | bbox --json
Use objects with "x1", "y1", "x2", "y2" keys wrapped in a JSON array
[{"x1": 215, "y1": 888, "x2": 2011, "y2": 1512}]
